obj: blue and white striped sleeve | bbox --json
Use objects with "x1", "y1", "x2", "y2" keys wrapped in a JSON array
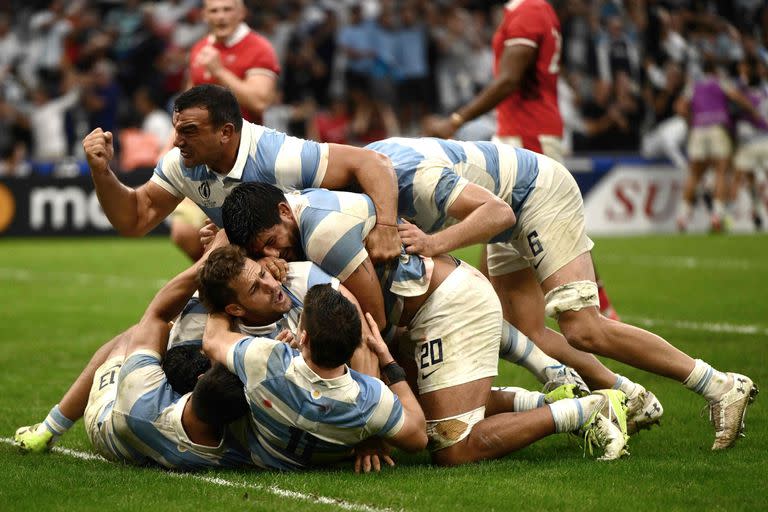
[
  {"x1": 254, "y1": 129, "x2": 329, "y2": 191},
  {"x1": 149, "y1": 149, "x2": 185, "y2": 198},
  {"x1": 115, "y1": 350, "x2": 175, "y2": 420}
]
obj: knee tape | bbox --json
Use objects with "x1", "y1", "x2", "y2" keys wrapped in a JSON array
[
  {"x1": 544, "y1": 280, "x2": 599, "y2": 319},
  {"x1": 425, "y1": 406, "x2": 485, "y2": 452}
]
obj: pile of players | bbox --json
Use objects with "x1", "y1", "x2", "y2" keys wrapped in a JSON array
[{"x1": 15, "y1": 84, "x2": 757, "y2": 473}]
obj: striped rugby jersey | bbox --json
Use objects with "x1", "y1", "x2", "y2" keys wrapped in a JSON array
[
  {"x1": 227, "y1": 337, "x2": 404, "y2": 469},
  {"x1": 365, "y1": 137, "x2": 541, "y2": 242},
  {"x1": 285, "y1": 189, "x2": 376, "y2": 282},
  {"x1": 281, "y1": 189, "x2": 432, "y2": 324},
  {"x1": 106, "y1": 349, "x2": 254, "y2": 470},
  {"x1": 151, "y1": 122, "x2": 329, "y2": 226},
  {"x1": 168, "y1": 262, "x2": 339, "y2": 350}
]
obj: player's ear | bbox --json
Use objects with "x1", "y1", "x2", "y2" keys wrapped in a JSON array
[
  {"x1": 278, "y1": 202, "x2": 292, "y2": 220},
  {"x1": 220, "y1": 123, "x2": 235, "y2": 143},
  {"x1": 224, "y1": 303, "x2": 245, "y2": 318}
]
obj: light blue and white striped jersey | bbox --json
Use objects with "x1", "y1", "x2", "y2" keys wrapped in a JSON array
[
  {"x1": 168, "y1": 262, "x2": 339, "y2": 349},
  {"x1": 285, "y1": 189, "x2": 376, "y2": 282},
  {"x1": 365, "y1": 137, "x2": 541, "y2": 242},
  {"x1": 108, "y1": 349, "x2": 254, "y2": 470},
  {"x1": 227, "y1": 337, "x2": 404, "y2": 469},
  {"x1": 283, "y1": 189, "x2": 432, "y2": 336},
  {"x1": 151, "y1": 122, "x2": 329, "y2": 226}
]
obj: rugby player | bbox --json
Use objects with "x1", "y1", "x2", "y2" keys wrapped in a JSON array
[
  {"x1": 82, "y1": 84, "x2": 401, "y2": 264},
  {"x1": 365, "y1": 136, "x2": 757, "y2": 450}
]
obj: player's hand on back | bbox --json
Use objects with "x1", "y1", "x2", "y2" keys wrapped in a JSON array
[
  {"x1": 353, "y1": 437, "x2": 395, "y2": 474},
  {"x1": 363, "y1": 313, "x2": 394, "y2": 365},
  {"x1": 365, "y1": 223, "x2": 401, "y2": 264},
  {"x1": 83, "y1": 128, "x2": 114, "y2": 176}
]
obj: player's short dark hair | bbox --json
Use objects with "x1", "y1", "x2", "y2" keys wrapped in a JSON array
[
  {"x1": 301, "y1": 284, "x2": 362, "y2": 368},
  {"x1": 197, "y1": 245, "x2": 247, "y2": 313},
  {"x1": 222, "y1": 182, "x2": 286, "y2": 250},
  {"x1": 174, "y1": 84, "x2": 243, "y2": 132},
  {"x1": 163, "y1": 345, "x2": 212, "y2": 395},
  {"x1": 191, "y1": 363, "x2": 249, "y2": 428}
]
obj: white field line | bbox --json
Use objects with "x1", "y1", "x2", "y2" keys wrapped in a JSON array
[
  {"x1": 597, "y1": 254, "x2": 758, "y2": 271},
  {"x1": 0, "y1": 438, "x2": 401, "y2": 512},
  {"x1": 622, "y1": 316, "x2": 768, "y2": 336}
]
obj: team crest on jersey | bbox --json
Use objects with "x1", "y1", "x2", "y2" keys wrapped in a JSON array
[{"x1": 198, "y1": 181, "x2": 211, "y2": 200}]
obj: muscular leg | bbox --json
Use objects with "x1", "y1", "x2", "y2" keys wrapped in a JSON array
[
  {"x1": 490, "y1": 267, "x2": 619, "y2": 390},
  {"x1": 421, "y1": 377, "x2": 555, "y2": 466},
  {"x1": 542, "y1": 252, "x2": 695, "y2": 380},
  {"x1": 58, "y1": 326, "x2": 136, "y2": 421}
]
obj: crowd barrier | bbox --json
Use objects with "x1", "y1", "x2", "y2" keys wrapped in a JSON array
[
  {"x1": 1, "y1": 157, "x2": 765, "y2": 237},
  {"x1": 566, "y1": 156, "x2": 766, "y2": 235}
]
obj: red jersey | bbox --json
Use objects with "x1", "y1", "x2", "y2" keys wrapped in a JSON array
[
  {"x1": 492, "y1": 0, "x2": 563, "y2": 144},
  {"x1": 189, "y1": 23, "x2": 280, "y2": 123}
]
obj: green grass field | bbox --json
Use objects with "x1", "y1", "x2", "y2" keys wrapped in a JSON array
[{"x1": 0, "y1": 235, "x2": 765, "y2": 511}]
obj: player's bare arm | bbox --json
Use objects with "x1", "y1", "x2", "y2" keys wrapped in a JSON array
[
  {"x1": 339, "y1": 284, "x2": 380, "y2": 378},
  {"x1": 202, "y1": 312, "x2": 245, "y2": 366},
  {"x1": 363, "y1": 313, "x2": 427, "y2": 453},
  {"x1": 320, "y1": 144, "x2": 401, "y2": 263},
  {"x1": 341, "y1": 258, "x2": 387, "y2": 331},
  {"x1": 424, "y1": 44, "x2": 535, "y2": 138},
  {"x1": 84, "y1": 128, "x2": 182, "y2": 236},
  {"x1": 129, "y1": 231, "x2": 229, "y2": 354},
  {"x1": 400, "y1": 184, "x2": 515, "y2": 256}
]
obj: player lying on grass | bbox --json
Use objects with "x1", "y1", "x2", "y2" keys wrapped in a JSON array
[
  {"x1": 219, "y1": 183, "x2": 629, "y2": 463},
  {"x1": 365, "y1": 136, "x2": 759, "y2": 450},
  {"x1": 221, "y1": 182, "x2": 590, "y2": 395},
  {"x1": 15, "y1": 237, "x2": 257, "y2": 470},
  {"x1": 200, "y1": 274, "x2": 428, "y2": 469}
]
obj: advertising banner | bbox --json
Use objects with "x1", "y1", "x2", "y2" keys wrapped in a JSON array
[{"x1": 0, "y1": 170, "x2": 169, "y2": 237}]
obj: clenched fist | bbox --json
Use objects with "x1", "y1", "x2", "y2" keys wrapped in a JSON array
[{"x1": 83, "y1": 128, "x2": 114, "y2": 177}]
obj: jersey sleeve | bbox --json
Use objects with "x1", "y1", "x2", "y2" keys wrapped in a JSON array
[
  {"x1": 284, "y1": 262, "x2": 340, "y2": 301},
  {"x1": 115, "y1": 350, "x2": 176, "y2": 420},
  {"x1": 252, "y1": 129, "x2": 329, "y2": 190},
  {"x1": 243, "y1": 34, "x2": 281, "y2": 77},
  {"x1": 367, "y1": 381, "x2": 405, "y2": 438},
  {"x1": 412, "y1": 166, "x2": 469, "y2": 229},
  {"x1": 501, "y1": 5, "x2": 546, "y2": 48},
  {"x1": 167, "y1": 295, "x2": 207, "y2": 349},
  {"x1": 301, "y1": 209, "x2": 371, "y2": 282},
  {"x1": 150, "y1": 148, "x2": 185, "y2": 198}
]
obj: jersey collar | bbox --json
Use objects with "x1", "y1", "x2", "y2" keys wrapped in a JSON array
[
  {"x1": 294, "y1": 356, "x2": 352, "y2": 389},
  {"x1": 207, "y1": 23, "x2": 250, "y2": 48},
  {"x1": 222, "y1": 121, "x2": 253, "y2": 180}
]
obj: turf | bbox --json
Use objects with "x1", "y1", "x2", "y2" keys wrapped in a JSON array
[{"x1": 0, "y1": 235, "x2": 765, "y2": 511}]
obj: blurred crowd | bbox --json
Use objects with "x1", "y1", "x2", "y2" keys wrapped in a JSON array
[{"x1": 1, "y1": 0, "x2": 768, "y2": 177}]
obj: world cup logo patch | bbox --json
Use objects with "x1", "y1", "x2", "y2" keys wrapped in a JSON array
[{"x1": 198, "y1": 181, "x2": 211, "y2": 200}]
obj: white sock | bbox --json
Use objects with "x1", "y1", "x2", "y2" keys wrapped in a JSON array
[
  {"x1": 491, "y1": 386, "x2": 545, "y2": 411},
  {"x1": 42, "y1": 404, "x2": 75, "y2": 438},
  {"x1": 549, "y1": 397, "x2": 593, "y2": 433},
  {"x1": 683, "y1": 359, "x2": 730, "y2": 401},
  {"x1": 613, "y1": 375, "x2": 640, "y2": 400},
  {"x1": 499, "y1": 321, "x2": 563, "y2": 384}
]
